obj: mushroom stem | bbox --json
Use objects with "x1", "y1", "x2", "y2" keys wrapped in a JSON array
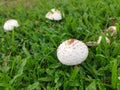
[
  {"x1": 97, "y1": 36, "x2": 110, "y2": 44},
  {"x1": 86, "y1": 41, "x2": 98, "y2": 46},
  {"x1": 86, "y1": 36, "x2": 110, "y2": 46},
  {"x1": 97, "y1": 36, "x2": 102, "y2": 44}
]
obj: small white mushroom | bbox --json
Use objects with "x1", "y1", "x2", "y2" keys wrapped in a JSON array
[
  {"x1": 3, "y1": 19, "x2": 19, "y2": 31},
  {"x1": 104, "y1": 26, "x2": 117, "y2": 36},
  {"x1": 57, "y1": 39, "x2": 89, "y2": 65},
  {"x1": 45, "y1": 8, "x2": 62, "y2": 21}
]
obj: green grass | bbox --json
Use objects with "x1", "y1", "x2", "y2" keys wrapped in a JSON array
[{"x1": 0, "y1": 0, "x2": 120, "y2": 89}]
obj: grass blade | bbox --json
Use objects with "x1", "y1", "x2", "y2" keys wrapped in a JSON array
[
  {"x1": 27, "y1": 82, "x2": 39, "y2": 90},
  {"x1": 9, "y1": 59, "x2": 27, "y2": 85},
  {"x1": 70, "y1": 66, "x2": 79, "y2": 80},
  {"x1": 111, "y1": 59, "x2": 117, "y2": 89},
  {"x1": 86, "y1": 80, "x2": 96, "y2": 90}
]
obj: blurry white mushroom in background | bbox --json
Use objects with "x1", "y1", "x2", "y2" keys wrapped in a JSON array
[
  {"x1": 86, "y1": 26, "x2": 116, "y2": 46},
  {"x1": 45, "y1": 8, "x2": 62, "y2": 21},
  {"x1": 3, "y1": 19, "x2": 19, "y2": 31},
  {"x1": 57, "y1": 39, "x2": 89, "y2": 65},
  {"x1": 104, "y1": 26, "x2": 117, "y2": 36}
]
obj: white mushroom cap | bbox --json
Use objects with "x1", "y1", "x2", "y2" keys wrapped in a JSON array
[
  {"x1": 104, "y1": 26, "x2": 117, "y2": 36},
  {"x1": 57, "y1": 39, "x2": 89, "y2": 65},
  {"x1": 107, "y1": 26, "x2": 117, "y2": 36},
  {"x1": 45, "y1": 8, "x2": 62, "y2": 21},
  {"x1": 3, "y1": 19, "x2": 19, "y2": 31}
]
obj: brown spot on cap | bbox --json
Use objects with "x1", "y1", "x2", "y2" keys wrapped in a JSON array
[{"x1": 68, "y1": 39, "x2": 75, "y2": 45}]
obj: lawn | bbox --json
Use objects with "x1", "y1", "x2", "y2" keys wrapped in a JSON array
[{"x1": 0, "y1": 0, "x2": 120, "y2": 90}]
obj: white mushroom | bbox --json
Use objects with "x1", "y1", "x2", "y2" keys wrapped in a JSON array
[
  {"x1": 57, "y1": 39, "x2": 89, "y2": 65},
  {"x1": 3, "y1": 19, "x2": 19, "y2": 31},
  {"x1": 104, "y1": 26, "x2": 117, "y2": 36},
  {"x1": 45, "y1": 8, "x2": 62, "y2": 21}
]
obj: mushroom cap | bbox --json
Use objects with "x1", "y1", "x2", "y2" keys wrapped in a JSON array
[
  {"x1": 3, "y1": 19, "x2": 19, "y2": 31},
  {"x1": 45, "y1": 9, "x2": 62, "y2": 21},
  {"x1": 57, "y1": 39, "x2": 89, "y2": 65},
  {"x1": 107, "y1": 26, "x2": 117, "y2": 36},
  {"x1": 104, "y1": 26, "x2": 117, "y2": 36}
]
